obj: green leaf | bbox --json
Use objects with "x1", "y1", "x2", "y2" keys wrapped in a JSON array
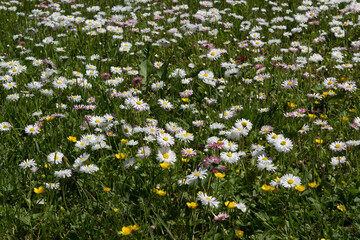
[{"x1": 139, "y1": 59, "x2": 153, "y2": 84}]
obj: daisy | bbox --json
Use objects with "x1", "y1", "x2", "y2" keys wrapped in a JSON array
[
  {"x1": 157, "y1": 133, "x2": 175, "y2": 147},
  {"x1": 158, "y1": 99, "x2": 174, "y2": 110},
  {"x1": 213, "y1": 213, "x2": 229, "y2": 221},
  {"x1": 274, "y1": 137, "x2": 293, "y2": 152},
  {"x1": 198, "y1": 70, "x2": 214, "y2": 81},
  {"x1": 0, "y1": 122, "x2": 12, "y2": 131},
  {"x1": 175, "y1": 131, "x2": 194, "y2": 143},
  {"x1": 54, "y1": 169, "x2": 72, "y2": 178},
  {"x1": 220, "y1": 152, "x2": 240, "y2": 164},
  {"x1": 235, "y1": 202, "x2": 247, "y2": 212},
  {"x1": 151, "y1": 81, "x2": 165, "y2": 90},
  {"x1": 136, "y1": 146, "x2": 151, "y2": 159},
  {"x1": 281, "y1": 79, "x2": 298, "y2": 89},
  {"x1": 153, "y1": 61, "x2": 163, "y2": 69},
  {"x1": 270, "y1": 176, "x2": 281, "y2": 188},
  {"x1": 25, "y1": 124, "x2": 40, "y2": 135},
  {"x1": 257, "y1": 162, "x2": 277, "y2": 172},
  {"x1": 156, "y1": 147, "x2": 176, "y2": 163},
  {"x1": 47, "y1": 152, "x2": 64, "y2": 165},
  {"x1": 123, "y1": 157, "x2": 137, "y2": 169},
  {"x1": 235, "y1": 119, "x2": 253, "y2": 131},
  {"x1": 280, "y1": 174, "x2": 301, "y2": 188},
  {"x1": 298, "y1": 125, "x2": 310, "y2": 134},
  {"x1": 222, "y1": 140, "x2": 238, "y2": 152},
  {"x1": 207, "y1": 48, "x2": 222, "y2": 60},
  {"x1": 192, "y1": 120, "x2": 205, "y2": 127},
  {"x1": 197, "y1": 192, "x2": 220, "y2": 209},
  {"x1": 257, "y1": 155, "x2": 273, "y2": 165},
  {"x1": 45, "y1": 182, "x2": 60, "y2": 190},
  {"x1": 260, "y1": 125, "x2": 273, "y2": 134},
  {"x1": 227, "y1": 127, "x2": 249, "y2": 140},
  {"x1": 329, "y1": 141, "x2": 347, "y2": 152},
  {"x1": 186, "y1": 168, "x2": 208, "y2": 183},
  {"x1": 19, "y1": 159, "x2": 37, "y2": 169},
  {"x1": 80, "y1": 164, "x2": 99, "y2": 174},
  {"x1": 330, "y1": 156, "x2": 346, "y2": 168},
  {"x1": 181, "y1": 148, "x2": 197, "y2": 157}
]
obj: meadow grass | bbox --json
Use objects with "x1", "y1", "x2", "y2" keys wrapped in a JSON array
[{"x1": 1, "y1": 0, "x2": 360, "y2": 239}]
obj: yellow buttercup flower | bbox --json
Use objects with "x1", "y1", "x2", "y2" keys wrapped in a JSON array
[
  {"x1": 121, "y1": 139, "x2": 128, "y2": 144},
  {"x1": 261, "y1": 184, "x2": 275, "y2": 191},
  {"x1": 315, "y1": 139, "x2": 323, "y2": 144},
  {"x1": 34, "y1": 186, "x2": 45, "y2": 194},
  {"x1": 236, "y1": 230, "x2": 244, "y2": 238},
  {"x1": 67, "y1": 136, "x2": 77, "y2": 142},
  {"x1": 342, "y1": 116, "x2": 349, "y2": 122},
  {"x1": 131, "y1": 225, "x2": 140, "y2": 231},
  {"x1": 181, "y1": 158, "x2": 190, "y2": 162},
  {"x1": 288, "y1": 102, "x2": 297, "y2": 108},
  {"x1": 295, "y1": 185, "x2": 306, "y2": 192},
  {"x1": 115, "y1": 153, "x2": 126, "y2": 159},
  {"x1": 308, "y1": 182, "x2": 319, "y2": 188},
  {"x1": 119, "y1": 226, "x2": 132, "y2": 236},
  {"x1": 160, "y1": 162, "x2": 171, "y2": 169},
  {"x1": 337, "y1": 204, "x2": 346, "y2": 212},
  {"x1": 103, "y1": 187, "x2": 111, "y2": 192},
  {"x1": 214, "y1": 172, "x2": 225, "y2": 178},
  {"x1": 186, "y1": 202, "x2": 198, "y2": 209},
  {"x1": 224, "y1": 201, "x2": 236, "y2": 208},
  {"x1": 153, "y1": 188, "x2": 166, "y2": 196}
]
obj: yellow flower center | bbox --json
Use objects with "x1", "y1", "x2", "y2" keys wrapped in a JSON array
[
  {"x1": 288, "y1": 179, "x2": 294, "y2": 184},
  {"x1": 163, "y1": 153, "x2": 169, "y2": 159},
  {"x1": 227, "y1": 153, "x2": 232, "y2": 157},
  {"x1": 335, "y1": 144, "x2": 341, "y2": 148},
  {"x1": 281, "y1": 141, "x2": 287, "y2": 145}
]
